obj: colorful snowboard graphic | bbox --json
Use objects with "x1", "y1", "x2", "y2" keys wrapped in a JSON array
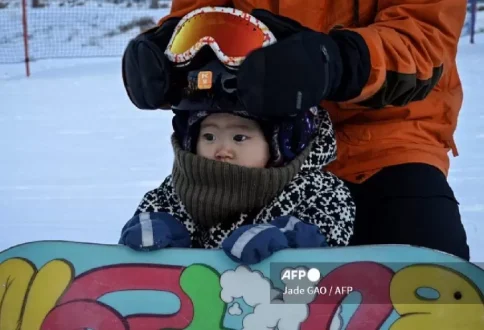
[{"x1": 1, "y1": 241, "x2": 484, "y2": 329}]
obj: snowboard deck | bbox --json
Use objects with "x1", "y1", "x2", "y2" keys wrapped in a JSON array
[{"x1": 0, "y1": 240, "x2": 483, "y2": 330}]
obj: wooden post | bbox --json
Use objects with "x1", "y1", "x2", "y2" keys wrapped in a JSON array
[
  {"x1": 470, "y1": 0, "x2": 477, "y2": 44},
  {"x1": 21, "y1": 0, "x2": 30, "y2": 77}
]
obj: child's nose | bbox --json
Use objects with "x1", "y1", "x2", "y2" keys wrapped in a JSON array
[{"x1": 215, "y1": 144, "x2": 234, "y2": 161}]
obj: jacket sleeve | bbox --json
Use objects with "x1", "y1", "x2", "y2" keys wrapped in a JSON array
[
  {"x1": 133, "y1": 188, "x2": 165, "y2": 216},
  {"x1": 157, "y1": 0, "x2": 232, "y2": 25},
  {"x1": 294, "y1": 172, "x2": 356, "y2": 246},
  {"x1": 330, "y1": 0, "x2": 467, "y2": 108},
  {"x1": 133, "y1": 176, "x2": 179, "y2": 216}
]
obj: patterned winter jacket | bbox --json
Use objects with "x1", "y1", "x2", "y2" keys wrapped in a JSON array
[{"x1": 131, "y1": 110, "x2": 355, "y2": 248}]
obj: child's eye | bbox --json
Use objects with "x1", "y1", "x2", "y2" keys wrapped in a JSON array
[
  {"x1": 202, "y1": 133, "x2": 215, "y2": 141},
  {"x1": 233, "y1": 134, "x2": 248, "y2": 142}
]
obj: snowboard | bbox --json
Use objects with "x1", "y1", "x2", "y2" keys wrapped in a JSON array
[{"x1": 0, "y1": 241, "x2": 483, "y2": 330}]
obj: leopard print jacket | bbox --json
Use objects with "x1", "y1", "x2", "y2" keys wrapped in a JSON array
[{"x1": 133, "y1": 110, "x2": 356, "y2": 248}]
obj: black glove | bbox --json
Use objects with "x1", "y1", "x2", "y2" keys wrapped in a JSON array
[
  {"x1": 122, "y1": 18, "x2": 181, "y2": 110},
  {"x1": 236, "y1": 9, "x2": 344, "y2": 117}
]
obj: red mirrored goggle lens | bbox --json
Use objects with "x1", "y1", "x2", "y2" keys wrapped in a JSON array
[{"x1": 168, "y1": 12, "x2": 266, "y2": 58}]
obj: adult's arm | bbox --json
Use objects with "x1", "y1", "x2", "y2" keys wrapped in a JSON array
[{"x1": 330, "y1": 0, "x2": 467, "y2": 108}]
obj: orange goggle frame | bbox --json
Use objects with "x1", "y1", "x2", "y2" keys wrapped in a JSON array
[{"x1": 165, "y1": 6, "x2": 277, "y2": 68}]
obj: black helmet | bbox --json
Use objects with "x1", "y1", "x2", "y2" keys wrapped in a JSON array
[{"x1": 170, "y1": 47, "x2": 245, "y2": 113}]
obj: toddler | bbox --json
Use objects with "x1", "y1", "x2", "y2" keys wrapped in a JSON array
[{"x1": 119, "y1": 59, "x2": 356, "y2": 264}]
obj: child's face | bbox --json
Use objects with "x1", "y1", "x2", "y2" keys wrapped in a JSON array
[{"x1": 196, "y1": 113, "x2": 270, "y2": 168}]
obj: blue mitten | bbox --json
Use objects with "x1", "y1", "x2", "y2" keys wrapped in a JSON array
[
  {"x1": 222, "y1": 223, "x2": 289, "y2": 265},
  {"x1": 119, "y1": 212, "x2": 191, "y2": 251},
  {"x1": 271, "y1": 216, "x2": 328, "y2": 248}
]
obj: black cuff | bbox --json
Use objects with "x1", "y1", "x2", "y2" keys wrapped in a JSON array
[{"x1": 327, "y1": 29, "x2": 371, "y2": 102}]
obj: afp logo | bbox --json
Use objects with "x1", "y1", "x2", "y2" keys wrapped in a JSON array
[{"x1": 281, "y1": 267, "x2": 321, "y2": 282}]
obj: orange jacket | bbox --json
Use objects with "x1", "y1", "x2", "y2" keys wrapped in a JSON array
[{"x1": 159, "y1": 0, "x2": 467, "y2": 183}]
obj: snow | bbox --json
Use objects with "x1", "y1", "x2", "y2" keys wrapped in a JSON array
[
  {"x1": 0, "y1": 6, "x2": 483, "y2": 263},
  {"x1": 1, "y1": 0, "x2": 170, "y2": 63}
]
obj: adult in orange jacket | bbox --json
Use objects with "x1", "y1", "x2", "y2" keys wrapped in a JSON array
[{"x1": 122, "y1": 0, "x2": 470, "y2": 260}]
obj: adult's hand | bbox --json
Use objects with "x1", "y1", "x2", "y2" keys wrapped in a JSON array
[
  {"x1": 122, "y1": 18, "x2": 181, "y2": 110},
  {"x1": 236, "y1": 9, "x2": 344, "y2": 117}
]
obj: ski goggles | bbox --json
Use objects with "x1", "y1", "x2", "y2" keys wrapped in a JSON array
[{"x1": 165, "y1": 7, "x2": 277, "y2": 68}]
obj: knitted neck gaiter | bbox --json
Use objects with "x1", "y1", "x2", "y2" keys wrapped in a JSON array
[{"x1": 171, "y1": 134, "x2": 312, "y2": 227}]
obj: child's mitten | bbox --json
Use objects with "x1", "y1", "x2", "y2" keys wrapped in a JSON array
[
  {"x1": 119, "y1": 212, "x2": 191, "y2": 251},
  {"x1": 222, "y1": 223, "x2": 289, "y2": 264},
  {"x1": 270, "y1": 215, "x2": 328, "y2": 248}
]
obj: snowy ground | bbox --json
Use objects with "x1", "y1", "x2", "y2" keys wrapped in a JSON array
[{"x1": 1, "y1": 26, "x2": 483, "y2": 262}]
